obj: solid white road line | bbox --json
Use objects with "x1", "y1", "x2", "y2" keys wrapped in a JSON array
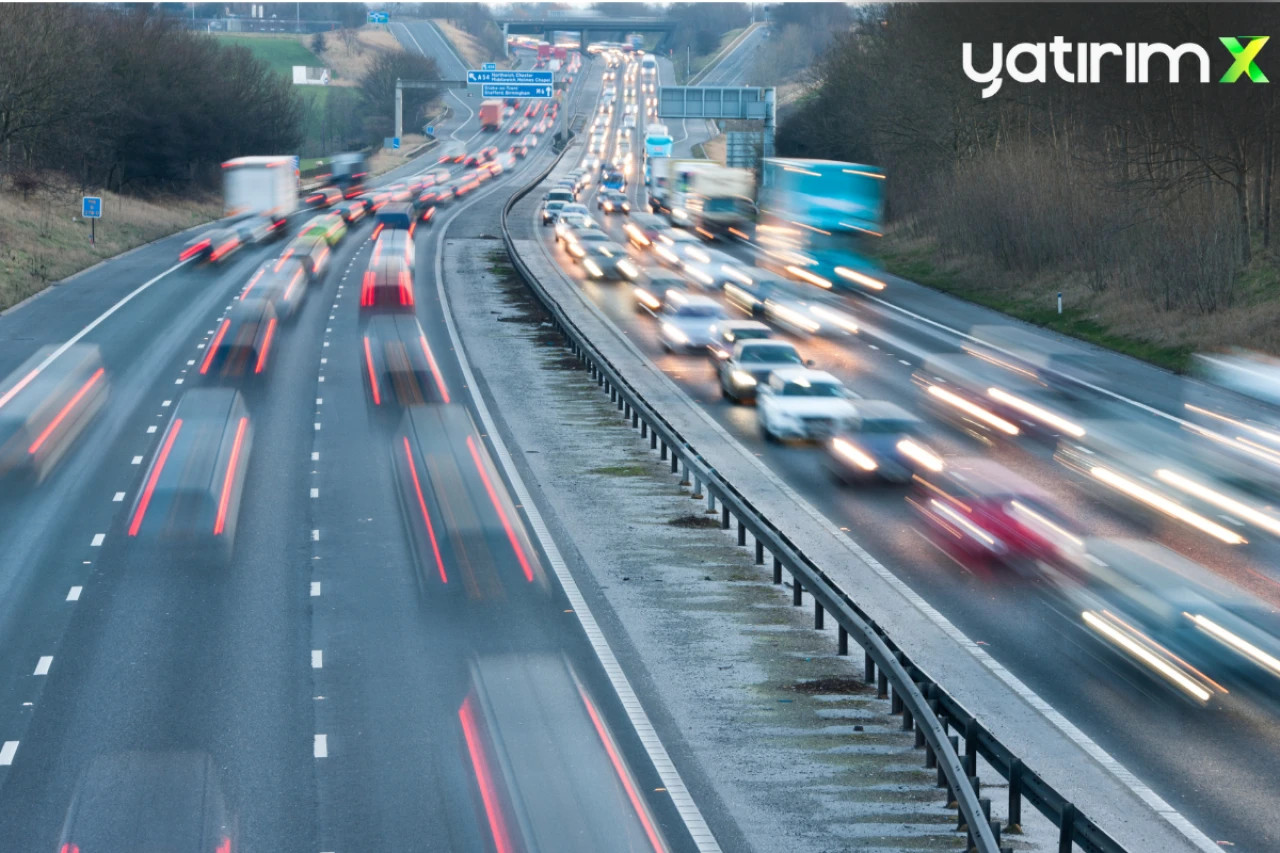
[
  {"x1": 33, "y1": 657, "x2": 52, "y2": 676},
  {"x1": 67, "y1": 587, "x2": 82, "y2": 601},
  {"x1": 0, "y1": 742, "x2": 17, "y2": 765}
]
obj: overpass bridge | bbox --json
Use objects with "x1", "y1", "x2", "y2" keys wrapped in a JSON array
[{"x1": 495, "y1": 15, "x2": 676, "y2": 51}]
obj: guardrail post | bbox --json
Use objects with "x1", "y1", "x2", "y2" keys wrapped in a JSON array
[
  {"x1": 671, "y1": 452, "x2": 680, "y2": 474},
  {"x1": 632, "y1": 410, "x2": 639, "y2": 428},
  {"x1": 838, "y1": 625, "x2": 848, "y2": 655},
  {"x1": 618, "y1": 394, "x2": 625, "y2": 412},
  {"x1": 754, "y1": 537, "x2": 764, "y2": 564},
  {"x1": 624, "y1": 401, "x2": 630, "y2": 419},
  {"x1": 864, "y1": 652, "x2": 875, "y2": 684},
  {"x1": 737, "y1": 519, "x2": 746, "y2": 546},
  {"x1": 1058, "y1": 803, "x2": 1075, "y2": 853},
  {"x1": 925, "y1": 737, "x2": 936, "y2": 769},
  {"x1": 772, "y1": 556, "x2": 782, "y2": 584},
  {"x1": 679, "y1": 460, "x2": 690, "y2": 486},
  {"x1": 707, "y1": 491, "x2": 717, "y2": 513},
  {"x1": 964, "y1": 720, "x2": 979, "y2": 777},
  {"x1": 814, "y1": 600, "x2": 823, "y2": 630},
  {"x1": 660, "y1": 441, "x2": 668, "y2": 461},
  {"x1": 692, "y1": 476, "x2": 702, "y2": 498},
  {"x1": 721, "y1": 505, "x2": 730, "y2": 530},
  {"x1": 610, "y1": 385, "x2": 617, "y2": 403},
  {"x1": 877, "y1": 668, "x2": 888, "y2": 699},
  {"x1": 650, "y1": 430, "x2": 658, "y2": 450},
  {"x1": 1007, "y1": 759, "x2": 1023, "y2": 833},
  {"x1": 641, "y1": 420, "x2": 648, "y2": 438},
  {"x1": 792, "y1": 577, "x2": 802, "y2": 606},
  {"x1": 890, "y1": 685, "x2": 902, "y2": 715}
]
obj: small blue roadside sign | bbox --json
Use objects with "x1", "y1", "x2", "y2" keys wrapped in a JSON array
[
  {"x1": 426, "y1": 126, "x2": 435, "y2": 136},
  {"x1": 482, "y1": 83, "x2": 553, "y2": 99},
  {"x1": 367, "y1": 11, "x2": 389, "y2": 24},
  {"x1": 483, "y1": 62, "x2": 497, "y2": 71},
  {"x1": 392, "y1": 137, "x2": 400, "y2": 149},
  {"x1": 467, "y1": 69, "x2": 553, "y2": 85},
  {"x1": 82, "y1": 197, "x2": 102, "y2": 219}
]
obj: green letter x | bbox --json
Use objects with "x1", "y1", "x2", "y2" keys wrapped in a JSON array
[{"x1": 1221, "y1": 36, "x2": 1269, "y2": 83}]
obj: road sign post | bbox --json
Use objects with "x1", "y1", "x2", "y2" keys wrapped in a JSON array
[{"x1": 82, "y1": 196, "x2": 102, "y2": 245}]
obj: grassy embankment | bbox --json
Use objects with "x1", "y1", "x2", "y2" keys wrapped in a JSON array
[{"x1": 0, "y1": 185, "x2": 220, "y2": 312}]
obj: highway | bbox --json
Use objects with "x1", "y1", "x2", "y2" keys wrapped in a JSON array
[
  {"x1": 518, "y1": 45, "x2": 1280, "y2": 853},
  {"x1": 0, "y1": 44, "x2": 710, "y2": 853},
  {"x1": 695, "y1": 24, "x2": 769, "y2": 87}
]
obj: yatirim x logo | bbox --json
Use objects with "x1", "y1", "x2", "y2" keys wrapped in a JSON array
[{"x1": 1220, "y1": 36, "x2": 1269, "y2": 83}]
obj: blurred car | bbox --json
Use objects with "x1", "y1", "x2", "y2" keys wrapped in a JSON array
[
  {"x1": 541, "y1": 200, "x2": 568, "y2": 225},
  {"x1": 597, "y1": 190, "x2": 631, "y2": 215},
  {"x1": 335, "y1": 198, "x2": 369, "y2": 224},
  {"x1": 914, "y1": 352, "x2": 1075, "y2": 442},
  {"x1": 574, "y1": 241, "x2": 639, "y2": 281},
  {"x1": 393, "y1": 404, "x2": 546, "y2": 591},
  {"x1": 0, "y1": 344, "x2": 107, "y2": 484},
  {"x1": 305, "y1": 185, "x2": 343, "y2": 209},
  {"x1": 281, "y1": 233, "x2": 331, "y2": 282},
  {"x1": 623, "y1": 213, "x2": 670, "y2": 249},
  {"x1": 179, "y1": 227, "x2": 240, "y2": 264},
  {"x1": 658, "y1": 292, "x2": 727, "y2": 352},
  {"x1": 510, "y1": 143, "x2": 529, "y2": 159},
  {"x1": 126, "y1": 388, "x2": 252, "y2": 554},
  {"x1": 827, "y1": 402, "x2": 942, "y2": 483},
  {"x1": 762, "y1": 292, "x2": 859, "y2": 338},
  {"x1": 373, "y1": 202, "x2": 417, "y2": 236},
  {"x1": 707, "y1": 319, "x2": 773, "y2": 359},
  {"x1": 199, "y1": 293, "x2": 279, "y2": 380},
  {"x1": 562, "y1": 230, "x2": 612, "y2": 257},
  {"x1": 554, "y1": 213, "x2": 601, "y2": 244},
  {"x1": 57, "y1": 751, "x2": 232, "y2": 853},
  {"x1": 717, "y1": 339, "x2": 807, "y2": 403},
  {"x1": 297, "y1": 213, "x2": 347, "y2": 247},
  {"x1": 241, "y1": 257, "x2": 309, "y2": 321},
  {"x1": 649, "y1": 229, "x2": 703, "y2": 268},
  {"x1": 757, "y1": 368, "x2": 858, "y2": 442},
  {"x1": 909, "y1": 456, "x2": 1082, "y2": 573},
  {"x1": 232, "y1": 214, "x2": 285, "y2": 246},
  {"x1": 361, "y1": 314, "x2": 449, "y2": 409},
  {"x1": 678, "y1": 244, "x2": 754, "y2": 291},
  {"x1": 723, "y1": 271, "x2": 794, "y2": 318},
  {"x1": 360, "y1": 230, "x2": 416, "y2": 313},
  {"x1": 458, "y1": 655, "x2": 668, "y2": 852},
  {"x1": 633, "y1": 271, "x2": 689, "y2": 315}
]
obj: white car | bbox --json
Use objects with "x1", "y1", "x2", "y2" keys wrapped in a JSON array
[
  {"x1": 555, "y1": 213, "x2": 601, "y2": 243},
  {"x1": 679, "y1": 245, "x2": 754, "y2": 291},
  {"x1": 757, "y1": 368, "x2": 859, "y2": 442},
  {"x1": 657, "y1": 292, "x2": 727, "y2": 352}
]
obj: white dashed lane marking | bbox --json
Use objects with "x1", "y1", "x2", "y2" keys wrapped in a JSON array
[
  {"x1": 312, "y1": 650, "x2": 323, "y2": 669},
  {"x1": 90, "y1": 534, "x2": 104, "y2": 547},
  {"x1": 33, "y1": 657, "x2": 52, "y2": 676},
  {"x1": 311, "y1": 582, "x2": 321, "y2": 597},
  {"x1": 112, "y1": 492, "x2": 125, "y2": 502},
  {"x1": 147, "y1": 425, "x2": 157, "y2": 434},
  {"x1": 0, "y1": 742, "x2": 18, "y2": 765},
  {"x1": 67, "y1": 587, "x2": 82, "y2": 601},
  {"x1": 131, "y1": 456, "x2": 142, "y2": 465},
  {"x1": 314, "y1": 735, "x2": 328, "y2": 758}
]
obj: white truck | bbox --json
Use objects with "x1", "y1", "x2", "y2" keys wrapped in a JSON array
[
  {"x1": 222, "y1": 156, "x2": 299, "y2": 223},
  {"x1": 684, "y1": 165, "x2": 756, "y2": 236},
  {"x1": 647, "y1": 157, "x2": 712, "y2": 224}
]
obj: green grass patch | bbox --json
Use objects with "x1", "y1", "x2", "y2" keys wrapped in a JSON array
[
  {"x1": 590, "y1": 464, "x2": 651, "y2": 477},
  {"x1": 209, "y1": 34, "x2": 322, "y2": 76},
  {"x1": 879, "y1": 244, "x2": 1195, "y2": 373}
]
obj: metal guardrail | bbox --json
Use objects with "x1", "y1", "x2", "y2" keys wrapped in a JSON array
[{"x1": 498, "y1": 130, "x2": 1131, "y2": 853}]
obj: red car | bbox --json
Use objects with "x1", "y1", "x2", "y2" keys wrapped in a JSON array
[{"x1": 909, "y1": 457, "x2": 1082, "y2": 575}]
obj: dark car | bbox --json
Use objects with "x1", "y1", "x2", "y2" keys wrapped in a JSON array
[
  {"x1": 179, "y1": 227, "x2": 240, "y2": 264},
  {"x1": 198, "y1": 294, "x2": 279, "y2": 380},
  {"x1": 335, "y1": 198, "x2": 369, "y2": 224},
  {"x1": 242, "y1": 257, "x2": 309, "y2": 322},
  {"x1": 827, "y1": 401, "x2": 942, "y2": 483},
  {"x1": 360, "y1": 314, "x2": 450, "y2": 410},
  {"x1": 126, "y1": 389, "x2": 253, "y2": 555},
  {"x1": 374, "y1": 202, "x2": 416, "y2": 234}
]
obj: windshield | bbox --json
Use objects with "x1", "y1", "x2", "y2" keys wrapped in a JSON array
[
  {"x1": 740, "y1": 346, "x2": 801, "y2": 364},
  {"x1": 677, "y1": 305, "x2": 725, "y2": 318},
  {"x1": 782, "y1": 381, "x2": 845, "y2": 397}
]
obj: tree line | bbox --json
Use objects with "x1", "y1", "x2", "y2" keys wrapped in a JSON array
[{"x1": 779, "y1": 3, "x2": 1280, "y2": 316}]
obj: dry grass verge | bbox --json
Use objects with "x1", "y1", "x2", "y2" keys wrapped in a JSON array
[
  {"x1": 0, "y1": 178, "x2": 220, "y2": 312},
  {"x1": 432, "y1": 20, "x2": 503, "y2": 69},
  {"x1": 368, "y1": 134, "x2": 431, "y2": 176},
  {"x1": 314, "y1": 25, "x2": 404, "y2": 85}
]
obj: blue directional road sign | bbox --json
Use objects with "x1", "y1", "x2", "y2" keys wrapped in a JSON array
[
  {"x1": 367, "y1": 11, "x2": 389, "y2": 24},
  {"x1": 467, "y1": 70, "x2": 553, "y2": 85},
  {"x1": 482, "y1": 84, "x2": 552, "y2": 99},
  {"x1": 392, "y1": 137, "x2": 400, "y2": 149},
  {"x1": 483, "y1": 62, "x2": 497, "y2": 71},
  {"x1": 426, "y1": 126, "x2": 435, "y2": 136},
  {"x1": 81, "y1": 197, "x2": 102, "y2": 219}
]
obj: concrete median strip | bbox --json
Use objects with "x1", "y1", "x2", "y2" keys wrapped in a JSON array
[{"x1": 498, "y1": 146, "x2": 1218, "y2": 853}]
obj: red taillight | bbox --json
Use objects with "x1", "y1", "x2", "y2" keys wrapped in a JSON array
[
  {"x1": 210, "y1": 237, "x2": 239, "y2": 262},
  {"x1": 466, "y1": 435, "x2": 533, "y2": 582},
  {"x1": 420, "y1": 336, "x2": 449, "y2": 403},
  {"x1": 28, "y1": 367, "x2": 104, "y2": 455},
  {"x1": 242, "y1": 269, "x2": 265, "y2": 300},
  {"x1": 179, "y1": 238, "x2": 211, "y2": 262},
  {"x1": 364, "y1": 337, "x2": 381, "y2": 405},
  {"x1": 403, "y1": 436, "x2": 448, "y2": 582},
  {"x1": 459, "y1": 696, "x2": 511, "y2": 853},
  {"x1": 214, "y1": 417, "x2": 248, "y2": 534},
  {"x1": 398, "y1": 270, "x2": 413, "y2": 306},
  {"x1": 360, "y1": 271, "x2": 375, "y2": 306},
  {"x1": 254, "y1": 318, "x2": 277, "y2": 374},
  {"x1": 421, "y1": 207, "x2": 435, "y2": 222},
  {"x1": 372, "y1": 223, "x2": 384, "y2": 241},
  {"x1": 201, "y1": 319, "x2": 231, "y2": 374},
  {"x1": 129, "y1": 419, "x2": 183, "y2": 537},
  {"x1": 408, "y1": 221, "x2": 417, "y2": 238},
  {"x1": 215, "y1": 838, "x2": 231, "y2": 853},
  {"x1": 315, "y1": 245, "x2": 329, "y2": 273},
  {"x1": 283, "y1": 268, "x2": 304, "y2": 301}
]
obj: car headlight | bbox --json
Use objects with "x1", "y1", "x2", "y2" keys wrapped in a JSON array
[
  {"x1": 569, "y1": 244, "x2": 585, "y2": 258},
  {"x1": 832, "y1": 437, "x2": 878, "y2": 471},
  {"x1": 731, "y1": 370, "x2": 758, "y2": 387},
  {"x1": 583, "y1": 259, "x2": 603, "y2": 277},
  {"x1": 671, "y1": 208, "x2": 689, "y2": 222},
  {"x1": 617, "y1": 259, "x2": 639, "y2": 279},
  {"x1": 635, "y1": 287, "x2": 661, "y2": 309},
  {"x1": 662, "y1": 323, "x2": 689, "y2": 344}
]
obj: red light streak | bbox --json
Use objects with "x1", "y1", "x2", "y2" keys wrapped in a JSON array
[
  {"x1": 465, "y1": 435, "x2": 533, "y2": 581},
  {"x1": 364, "y1": 337, "x2": 381, "y2": 405},
  {"x1": 580, "y1": 687, "x2": 667, "y2": 853},
  {"x1": 214, "y1": 417, "x2": 248, "y2": 535},
  {"x1": 128, "y1": 419, "x2": 183, "y2": 536},
  {"x1": 201, "y1": 319, "x2": 230, "y2": 374},
  {"x1": 419, "y1": 336, "x2": 449, "y2": 403},
  {"x1": 28, "y1": 367, "x2": 104, "y2": 454},
  {"x1": 254, "y1": 318, "x2": 277, "y2": 373},
  {"x1": 403, "y1": 436, "x2": 447, "y2": 582},
  {"x1": 459, "y1": 695, "x2": 513, "y2": 853}
]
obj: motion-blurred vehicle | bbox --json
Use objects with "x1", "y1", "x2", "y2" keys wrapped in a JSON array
[
  {"x1": 126, "y1": 389, "x2": 252, "y2": 554},
  {"x1": 623, "y1": 213, "x2": 671, "y2": 248},
  {"x1": 360, "y1": 315, "x2": 449, "y2": 409},
  {"x1": 179, "y1": 227, "x2": 242, "y2": 264},
  {"x1": 305, "y1": 185, "x2": 343, "y2": 210},
  {"x1": 360, "y1": 230, "x2": 416, "y2": 313},
  {"x1": 677, "y1": 244, "x2": 754, "y2": 291},
  {"x1": 479, "y1": 99, "x2": 504, "y2": 132},
  {"x1": 334, "y1": 198, "x2": 369, "y2": 223},
  {"x1": 827, "y1": 402, "x2": 942, "y2": 484},
  {"x1": 632, "y1": 270, "x2": 689, "y2": 315},
  {"x1": 297, "y1": 213, "x2": 347, "y2": 247},
  {"x1": 914, "y1": 352, "x2": 1081, "y2": 442},
  {"x1": 541, "y1": 199, "x2": 569, "y2": 225},
  {"x1": 510, "y1": 143, "x2": 529, "y2": 159},
  {"x1": 327, "y1": 151, "x2": 369, "y2": 197},
  {"x1": 554, "y1": 213, "x2": 601, "y2": 244},
  {"x1": 649, "y1": 229, "x2": 703, "y2": 268},
  {"x1": 723, "y1": 270, "x2": 794, "y2": 318},
  {"x1": 0, "y1": 344, "x2": 107, "y2": 484},
  {"x1": 458, "y1": 655, "x2": 669, "y2": 853},
  {"x1": 373, "y1": 202, "x2": 417, "y2": 236},
  {"x1": 757, "y1": 368, "x2": 858, "y2": 441},
  {"x1": 393, "y1": 405, "x2": 546, "y2": 593},
  {"x1": 281, "y1": 233, "x2": 330, "y2": 282},
  {"x1": 222, "y1": 155, "x2": 297, "y2": 224},
  {"x1": 57, "y1": 751, "x2": 233, "y2": 853},
  {"x1": 573, "y1": 241, "x2": 639, "y2": 281},
  {"x1": 243, "y1": 256, "x2": 309, "y2": 321},
  {"x1": 707, "y1": 319, "x2": 773, "y2": 359},
  {"x1": 1048, "y1": 537, "x2": 1280, "y2": 703},
  {"x1": 909, "y1": 456, "x2": 1082, "y2": 573},
  {"x1": 562, "y1": 230, "x2": 612, "y2": 257},
  {"x1": 717, "y1": 339, "x2": 807, "y2": 403},
  {"x1": 597, "y1": 190, "x2": 631, "y2": 215},
  {"x1": 199, "y1": 293, "x2": 279, "y2": 380},
  {"x1": 658, "y1": 292, "x2": 727, "y2": 352}
]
